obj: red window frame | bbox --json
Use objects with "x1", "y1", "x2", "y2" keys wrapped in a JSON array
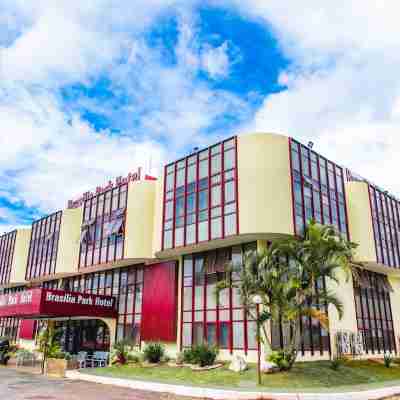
[
  {"x1": 368, "y1": 185, "x2": 400, "y2": 268},
  {"x1": 289, "y1": 138, "x2": 349, "y2": 239},
  {"x1": 353, "y1": 270, "x2": 396, "y2": 354},
  {"x1": 181, "y1": 244, "x2": 258, "y2": 353},
  {"x1": 26, "y1": 211, "x2": 62, "y2": 280},
  {"x1": 63, "y1": 265, "x2": 143, "y2": 345},
  {"x1": 0, "y1": 230, "x2": 17, "y2": 285},
  {"x1": 78, "y1": 184, "x2": 128, "y2": 269},
  {"x1": 162, "y1": 137, "x2": 238, "y2": 250}
]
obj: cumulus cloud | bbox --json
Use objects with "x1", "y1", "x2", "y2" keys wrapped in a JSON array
[
  {"x1": 233, "y1": 0, "x2": 400, "y2": 194},
  {"x1": 0, "y1": 0, "x2": 250, "y2": 233}
]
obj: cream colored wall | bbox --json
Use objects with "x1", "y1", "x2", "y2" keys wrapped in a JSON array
[
  {"x1": 10, "y1": 228, "x2": 31, "y2": 284},
  {"x1": 345, "y1": 181, "x2": 377, "y2": 263},
  {"x1": 389, "y1": 276, "x2": 400, "y2": 352},
  {"x1": 237, "y1": 133, "x2": 294, "y2": 238},
  {"x1": 124, "y1": 181, "x2": 157, "y2": 260},
  {"x1": 327, "y1": 269, "x2": 358, "y2": 355},
  {"x1": 55, "y1": 207, "x2": 83, "y2": 275},
  {"x1": 151, "y1": 178, "x2": 164, "y2": 254}
]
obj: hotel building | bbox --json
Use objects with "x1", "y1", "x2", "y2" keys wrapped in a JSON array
[{"x1": 0, "y1": 132, "x2": 399, "y2": 362}]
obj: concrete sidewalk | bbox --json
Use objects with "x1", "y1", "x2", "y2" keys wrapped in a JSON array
[{"x1": 66, "y1": 370, "x2": 400, "y2": 400}]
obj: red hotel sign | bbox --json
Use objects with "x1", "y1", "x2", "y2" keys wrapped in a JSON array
[
  {"x1": 67, "y1": 167, "x2": 143, "y2": 209},
  {"x1": 0, "y1": 288, "x2": 117, "y2": 319}
]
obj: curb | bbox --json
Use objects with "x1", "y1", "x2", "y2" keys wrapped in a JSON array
[{"x1": 65, "y1": 370, "x2": 400, "y2": 400}]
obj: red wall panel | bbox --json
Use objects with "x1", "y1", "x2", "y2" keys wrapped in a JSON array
[
  {"x1": 141, "y1": 261, "x2": 178, "y2": 342},
  {"x1": 19, "y1": 320, "x2": 36, "y2": 340}
]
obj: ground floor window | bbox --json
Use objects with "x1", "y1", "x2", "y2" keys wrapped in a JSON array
[
  {"x1": 0, "y1": 317, "x2": 20, "y2": 342},
  {"x1": 271, "y1": 277, "x2": 330, "y2": 355},
  {"x1": 181, "y1": 243, "x2": 258, "y2": 353},
  {"x1": 62, "y1": 264, "x2": 143, "y2": 345},
  {"x1": 354, "y1": 270, "x2": 396, "y2": 354}
]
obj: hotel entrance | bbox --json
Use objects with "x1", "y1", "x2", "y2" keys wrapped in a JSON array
[{"x1": 56, "y1": 319, "x2": 110, "y2": 354}]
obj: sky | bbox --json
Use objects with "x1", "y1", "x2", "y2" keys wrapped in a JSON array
[{"x1": 0, "y1": 1, "x2": 400, "y2": 234}]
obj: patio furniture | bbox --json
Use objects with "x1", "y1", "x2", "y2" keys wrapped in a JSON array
[
  {"x1": 16, "y1": 351, "x2": 36, "y2": 367},
  {"x1": 77, "y1": 351, "x2": 89, "y2": 369},
  {"x1": 91, "y1": 351, "x2": 109, "y2": 367}
]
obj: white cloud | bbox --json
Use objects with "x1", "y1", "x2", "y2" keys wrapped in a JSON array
[
  {"x1": 0, "y1": 1, "x2": 251, "y2": 232},
  {"x1": 233, "y1": 0, "x2": 400, "y2": 195},
  {"x1": 201, "y1": 41, "x2": 231, "y2": 78}
]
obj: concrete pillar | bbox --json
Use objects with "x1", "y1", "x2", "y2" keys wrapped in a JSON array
[{"x1": 100, "y1": 318, "x2": 117, "y2": 350}]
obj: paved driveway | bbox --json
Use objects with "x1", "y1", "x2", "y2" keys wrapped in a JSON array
[{"x1": 0, "y1": 367, "x2": 201, "y2": 400}]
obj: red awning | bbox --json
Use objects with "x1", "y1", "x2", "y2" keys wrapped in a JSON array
[{"x1": 0, "y1": 288, "x2": 117, "y2": 319}]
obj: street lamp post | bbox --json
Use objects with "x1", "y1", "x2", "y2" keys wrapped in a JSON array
[{"x1": 252, "y1": 294, "x2": 263, "y2": 386}]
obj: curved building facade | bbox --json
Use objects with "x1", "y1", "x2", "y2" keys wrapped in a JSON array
[{"x1": 0, "y1": 132, "x2": 399, "y2": 362}]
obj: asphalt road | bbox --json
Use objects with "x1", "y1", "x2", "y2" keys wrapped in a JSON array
[{"x1": 0, "y1": 367, "x2": 201, "y2": 400}]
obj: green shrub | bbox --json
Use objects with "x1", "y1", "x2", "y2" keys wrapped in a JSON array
[
  {"x1": 330, "y1": 356, "x2": 343, "y2": 371},
  {"x1": 183, "y1": 344, "x2": 218, "y2": 367},
  {"x1": 267, "y1": 350, "x2": 295, "y2": 371},
  {"x1": 384, "y1": 354, "x2": 393, "y2": 368},
  {"x1": 142, "y1": 342, "x2": 165, "y2": 364},
  {"x1": 111, "y1": 339, "x2": 134, "y2": 365},
  {"x1": 127, "y1": 351, "x2": 140, "y2": 364},
  {"x1": 183, "y1": 348, "x2": 197, "y2": 364}
]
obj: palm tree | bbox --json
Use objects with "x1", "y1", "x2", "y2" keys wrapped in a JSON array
[{"x1": 219, "y1": 220, "x2": 357, "y2": 371}]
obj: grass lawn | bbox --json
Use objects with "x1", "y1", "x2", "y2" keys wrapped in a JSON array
[{"x1": 84, "y1": 360, "x2": 400, "y2": 392}]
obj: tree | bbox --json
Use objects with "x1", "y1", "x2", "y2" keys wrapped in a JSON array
[{"x1": 219, "y1": 220, "x2": 357, "y2": 370}]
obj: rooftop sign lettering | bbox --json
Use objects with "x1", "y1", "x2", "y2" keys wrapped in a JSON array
[{"x1": 67, "y1": 167, "x2": 142, "y2": 209}]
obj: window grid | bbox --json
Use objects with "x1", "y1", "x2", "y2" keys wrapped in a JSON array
[
  {"x1": 26, "y1": 211, "x2": 62, "y2": 280},
  {"x1": 369, "y1": 186, "x2": 400, "y2": 268},
  {"x1": 0, "y1": 230, "x2": 17, "y2": 285},
  {"x1": 78, "y1": 184, "x2": 128, "y2": 269},
  {"x1": 63, "y1": 265, "x2": 143, "y2": 345},
  {"x1": 162, "y1": 137, "x2": 238, "y2": 250},
  {"x1": 289, "y1": 138, "x2": 349, "y2": 238},
  {"x1": 354, "y1": 270, "x2": 396, "y2": 354},
  {"x1": 181, "y1": 244, "x2": 258, "y2": 353},
  {"x1": 271, "y1": 278, "x2": 330, "y2": 356},
  {"x1": 0, "y1": 286, "x2": 24, "y2": 342}
]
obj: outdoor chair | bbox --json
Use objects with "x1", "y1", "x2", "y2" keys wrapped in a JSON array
[
  {"x1": 91, "y1": 351, "x2": 109, "y2": 367},
  {"x1": 16, "y1": 351, "x2": 36, "y2": 367},
  {"x1": 77, "y1": 351, "x2": 89, "y2": 369}
]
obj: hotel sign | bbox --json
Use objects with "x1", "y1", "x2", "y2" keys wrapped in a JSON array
[
  {"x1": 67, "y1": 167, "x2": 143, "y2": 209},
  {"x1": 0, "y1": 288, "x2": 117, "y2": 319}
]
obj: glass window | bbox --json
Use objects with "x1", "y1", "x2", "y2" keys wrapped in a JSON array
[
  {"x1": 199, "y1": 221, "x2": 208, "y2": 241},
  {"x1": 162, "y1": 138, "x2": 237, "y2": 249},
  {"x1": 211, "y1": 218, "x2": 222, "y2": 239},
  {"x1": 186, "y1": 224, "x2": 196, "y2": 244},
  {"x1": 211, "y1": 155, "x2": 221, "y2": 175},
  {"x1": 199, "y1": 190, "x2": 208, "y2": 210},
  {"x1": 225, "y1": 181, "x2": 235, "y2": 203},
  {"x1": 224, "y1": 149, "x2": 235, "y2": 171},
  {"x1": 211, "y1": 186, "x2": 221, "y2": 207},
  {"x1": 175, "y1": 227, "x2": 184, "y2": 247},
  {"x1": 224, "y1": 213, "x2": 236, "y2": 236}
]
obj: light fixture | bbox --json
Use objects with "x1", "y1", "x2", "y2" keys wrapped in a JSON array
[{"x1": 252, "y1": 294, "x2": 262, "y2": 305}]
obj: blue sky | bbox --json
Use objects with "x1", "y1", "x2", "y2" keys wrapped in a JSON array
[{"x1": 0, "y1": 1, "x2": 400, "y2": 233}]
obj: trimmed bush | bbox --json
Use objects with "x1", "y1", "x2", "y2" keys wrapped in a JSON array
[
  {"x1": 384, "y1": 354, "x2": 393, "y2": 368},
  {"x1": 267, "y1": 350, "x2": 295, "y2": 371},
  {"x1": 330, "y1": 356, "x2": 343, "y2": 371},
  {"x1": 142, "y1": 342, "x2": 165, "y2": 364},
  {"x1": 183, "y1": 344, "x2": 218, "y2": 367}
]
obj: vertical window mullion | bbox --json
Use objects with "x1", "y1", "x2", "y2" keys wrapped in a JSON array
[
  {"x1": 184, "y1": 158, "x2": 188, "y2": 246},
  {"x1": 221, "y1": 142, "x2": 225, "y2": 239}
]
